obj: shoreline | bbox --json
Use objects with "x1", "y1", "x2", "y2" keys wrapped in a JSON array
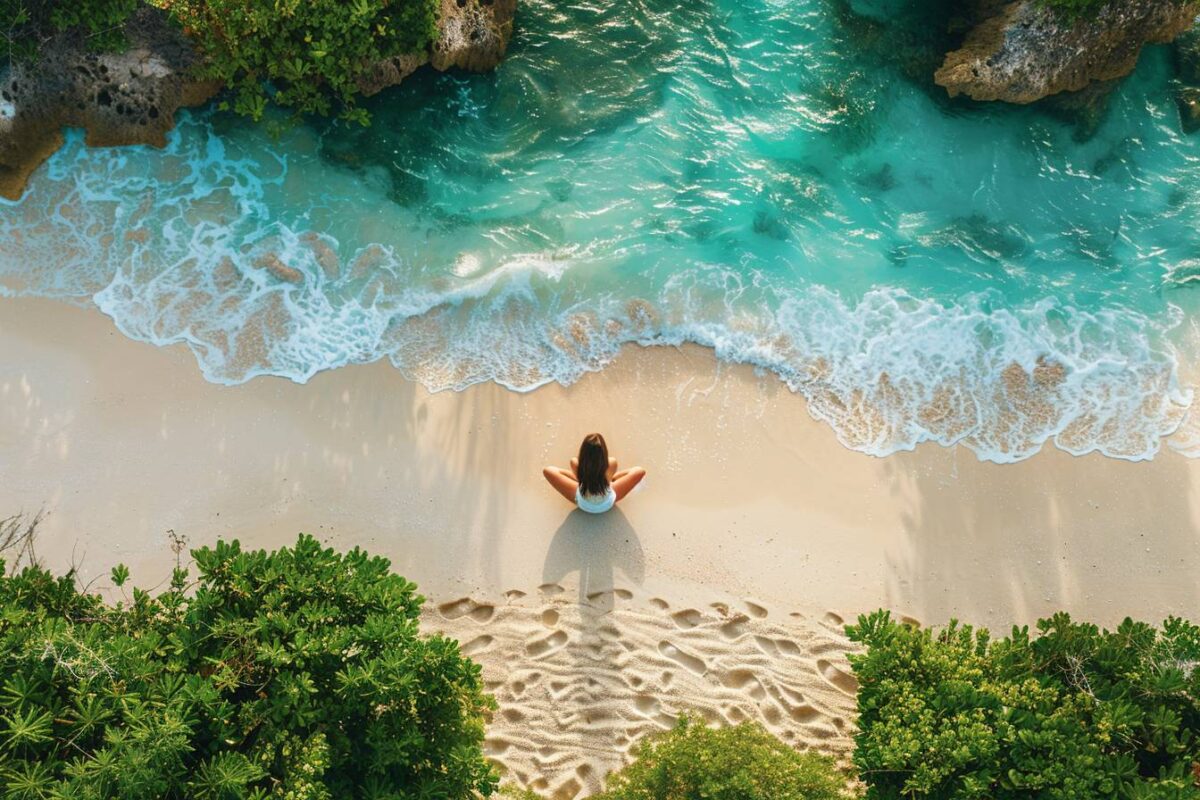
[
  {"x1": 5, "y1": 296, "x2": 1200, "y2": 795},
  {"x1": 4, "y1": 296, "x2": 1198, "y2": 628}
]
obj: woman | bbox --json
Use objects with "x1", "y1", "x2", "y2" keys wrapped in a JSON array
[{"x1": 543, "y1": 433, "x2": 646, "y2": 514}]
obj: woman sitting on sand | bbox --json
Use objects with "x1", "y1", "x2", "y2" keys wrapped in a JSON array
[{"x1": 543, "y1": 433, "x2": 646, "y2": 514}]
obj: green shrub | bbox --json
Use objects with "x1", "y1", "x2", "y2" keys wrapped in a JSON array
[
  {"x1": 151, "y1": 0, "x2": 439, "y2": 123},
  {"x1": 847, "y1": 610, "x2": 1200, "y2": 799},
  {"x1": 591, "y1": 716, "x2": 852, "y2": 800},
  {"x1": 0, "y1": 533, "x2": 498, "y2": 798},
  {"x1": 1, "y1": 0, "x2": 139, "y2": 61}
]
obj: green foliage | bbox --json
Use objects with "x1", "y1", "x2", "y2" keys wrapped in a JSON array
[
  {"x1": 497, "y1": 786, "x2": 545, "y2": 800},
  {"x1": 1, "y1": 0, "x2": 139, "y2": 61},
  {"x1": 1036, "y1": 0, "x2": 1112, "y2": 18},
  {"x1": 847, "y1": 610, "x2": 1200, "y2": 800},
  {"x1": 0, "y1": 533, "x2": 498, "y2": 798},
  {"x1": 151, "y1": 0, "x2": 439, "y2": 124},
  {"x1": 591, "y1": 716, "x2": 852, "y2": 800},
  {"x1": 1035, "y1": 0, "x2": 1186, "y2": 20}
]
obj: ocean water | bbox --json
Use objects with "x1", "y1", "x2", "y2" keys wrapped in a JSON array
[{"x1": 5, "y1": 0, "x2": 1200, "y2": 462}]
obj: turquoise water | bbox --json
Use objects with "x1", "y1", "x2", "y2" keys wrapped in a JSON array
[{"x1": 5, "y1": 0, "x2": 1200, "y2": 461}]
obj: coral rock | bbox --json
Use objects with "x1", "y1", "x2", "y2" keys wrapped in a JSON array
[
  {"x1": 936, "y1": 0, "x2": 1200, "y2": 104},
  {"x1": 0, "y1": 7, "x2": 219, "y2": 200}
]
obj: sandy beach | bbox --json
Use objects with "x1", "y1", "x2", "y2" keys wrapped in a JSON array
[{"x1": 4, "y1": 297, "x2": 1200, "y2": 796}]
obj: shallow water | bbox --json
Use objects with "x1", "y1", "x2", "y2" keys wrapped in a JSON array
[{"x1": 5, "y1": 0, "x2": 1200, "y2": 461}]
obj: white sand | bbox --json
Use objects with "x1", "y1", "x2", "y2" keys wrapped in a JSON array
[{"x1": 4, "y1": 297, "x2": 1200, "y2": 797}]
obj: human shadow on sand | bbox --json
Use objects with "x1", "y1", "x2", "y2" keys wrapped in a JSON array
[
  {"x1": 542, "y1": 508, "x2": 645, "y2": 612},
  {"x1": 538, "y1": 508, "x2": 646, "y2": 796}
]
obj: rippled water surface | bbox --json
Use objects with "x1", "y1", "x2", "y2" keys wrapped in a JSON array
[{"x1": 6, "y1": 0, "x2": 1200, "y2": 461}]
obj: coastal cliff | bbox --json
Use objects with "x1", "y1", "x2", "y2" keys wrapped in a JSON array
[
  {"x1": 0, "y1": 0, "x2": 516, "y2": 201},
  {"x1": 936, "y1": 0, "x2": 1200, "y2": 103}
]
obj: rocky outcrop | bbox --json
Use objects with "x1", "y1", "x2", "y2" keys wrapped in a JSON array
[
  {"x1": 1, "y1": 0, "x2": 518, "y2": 200},
  {"x1": 935, "y1": 0, "x2": 1200, "y2": 103},
  {"x1": 358, "y1": 0, "x2": 516, "y2": 97},
  {"x1": 1173, "y1": 26, "x2": 1200, "y2": 130},
  {"x1": 0, "y1": 7, "x2": 220, "y2": 200}
]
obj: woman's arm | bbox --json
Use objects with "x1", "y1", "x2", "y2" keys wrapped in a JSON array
[
  {"x1": 612, "y1": 467, "x2": 646, "y2": 502},
  {"x1": 542, "y1": 467, "x2": 579, "y2": 504}
]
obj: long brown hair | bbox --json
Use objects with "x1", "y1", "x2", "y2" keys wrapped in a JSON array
[{"x1": 577, "y1": 433, "x2": 610, "y2": 497}]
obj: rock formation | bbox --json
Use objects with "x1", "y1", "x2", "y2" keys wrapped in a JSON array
[
  {"x1": 358, "y1": 0, "x2": 517, "y2": 97},
  {"x1": 1173, "y1": 26, "x2": 1200, "y2": 131},
  {"x1": 0, "y1": 7, "x2": 220, "y2": 200},
  {"x1": 935, "y1": 0, "x2": 1200, "y2": 104},
  {"x1": 0, "y1": 0, "x2": 518, "y2": 200}
]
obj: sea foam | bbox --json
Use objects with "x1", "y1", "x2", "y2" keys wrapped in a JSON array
[{"x1": 5, "y1": 0, "x2": 1200, "y2": 464}]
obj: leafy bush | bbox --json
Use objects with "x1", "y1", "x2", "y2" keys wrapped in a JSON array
[
  {"x1": 1, "y1": 0, "x2": 139, "y2": 61},
  {"x1": 0, "y1": 533, "x2": 497, "y2": 798},
  {"x1": 847, "y1": 610, "x2": 1200, "y2": 799},
  {"x1": 150, "y1": 0, "x2": 439, "y2": 123},
  {"x1": 590, "y1": 716, "x2": 851, "y2": 800}
]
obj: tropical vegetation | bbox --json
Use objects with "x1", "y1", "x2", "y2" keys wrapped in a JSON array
[
  {"x1": 0, "y1": 531, "x2": 496, "y2": 799},
  {"x1": 847, "y1": 610, "x2": 1200, "y2": 799},
  {"x1": 1, "y1": 0, "x2": 439, "y2": 122},
  {"x1": 0, "y1": 0, "x2": 138, "y2": 61},
  {"x1": 593, "y1": 716, "x2": 852, "y2": 800},
  {"x1": 148, "y1": 0, "x2": 439, "y2": 123},
  {"x1": 504, "y1": 716, "x2": 853, "y2": 800}
]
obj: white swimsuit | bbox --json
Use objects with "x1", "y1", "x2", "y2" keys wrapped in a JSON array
[{"x1": 576, "y1": 486, "x2": 616, "y2": 514}]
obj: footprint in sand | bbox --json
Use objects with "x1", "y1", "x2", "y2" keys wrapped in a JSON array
[
  {"x1": 541, "y1": 608, "x2": 560, "y2": 627},
  {"x1": 776, "y1": 683, "x2": 808, "y2": 706},
  {"x1": 670, "y1": 609, "x2": 702, "y2": 629},
  {"x1": 634, "y1": 694, "x2": 660, "y2": 715},
  {"x1": 538, "y1": 583, "x2": 565, "y2": 596},
  {"x1": 504, "y1": 589, "x2": 527, "y2": 601},
  {"x1": 753, "y1": 636, "x2": 779, "y2": 656},
  {"x1": 649, "y1": 597, "x2": 670, "y2": 610},
  {"x1": 720, "y1": 668, "x2": 766, "y2": 700},
  {"x1": 438, "y1": 598, "x2": 495, "y2": 623},
  {"x1": 823, "y1": 610, "x2": 845, "y2": 626},
  {"x1": 484, "y1": 738, "x2": 511, "y2": 756},
  {"x1": 587, "y1": 588, "x2": 633, "y2": 603},
  {"x1": 720, "y1": 615, "x2": 750, "y2": 640},
  {"x1": 658, "y1": 640, "x2": 706, "y2": 675},
  {"x1": 775, "y1": 639, "x2": 803, "y2": 657},
  {"x1": 744, "y1": 599, "x2": 768, "y2": 619},
  {"x1": 817, "y1": 659, "x2": 859, "y2": 695},
  {"x1": 808, "y1": 723, "x2": 839, "y2": 740},
  {"x1": 500, "y1": 708, "x2": 525, "y2": 723},
  {"x1": 787, "y1": 703, "x2": 821, "y2": 723},
  {"x1": 527, "y1": 630, "x2": 569, "y2": 658},
  {"x1": 461, "y1": 635, "x2": 494, "y2": 656}
]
